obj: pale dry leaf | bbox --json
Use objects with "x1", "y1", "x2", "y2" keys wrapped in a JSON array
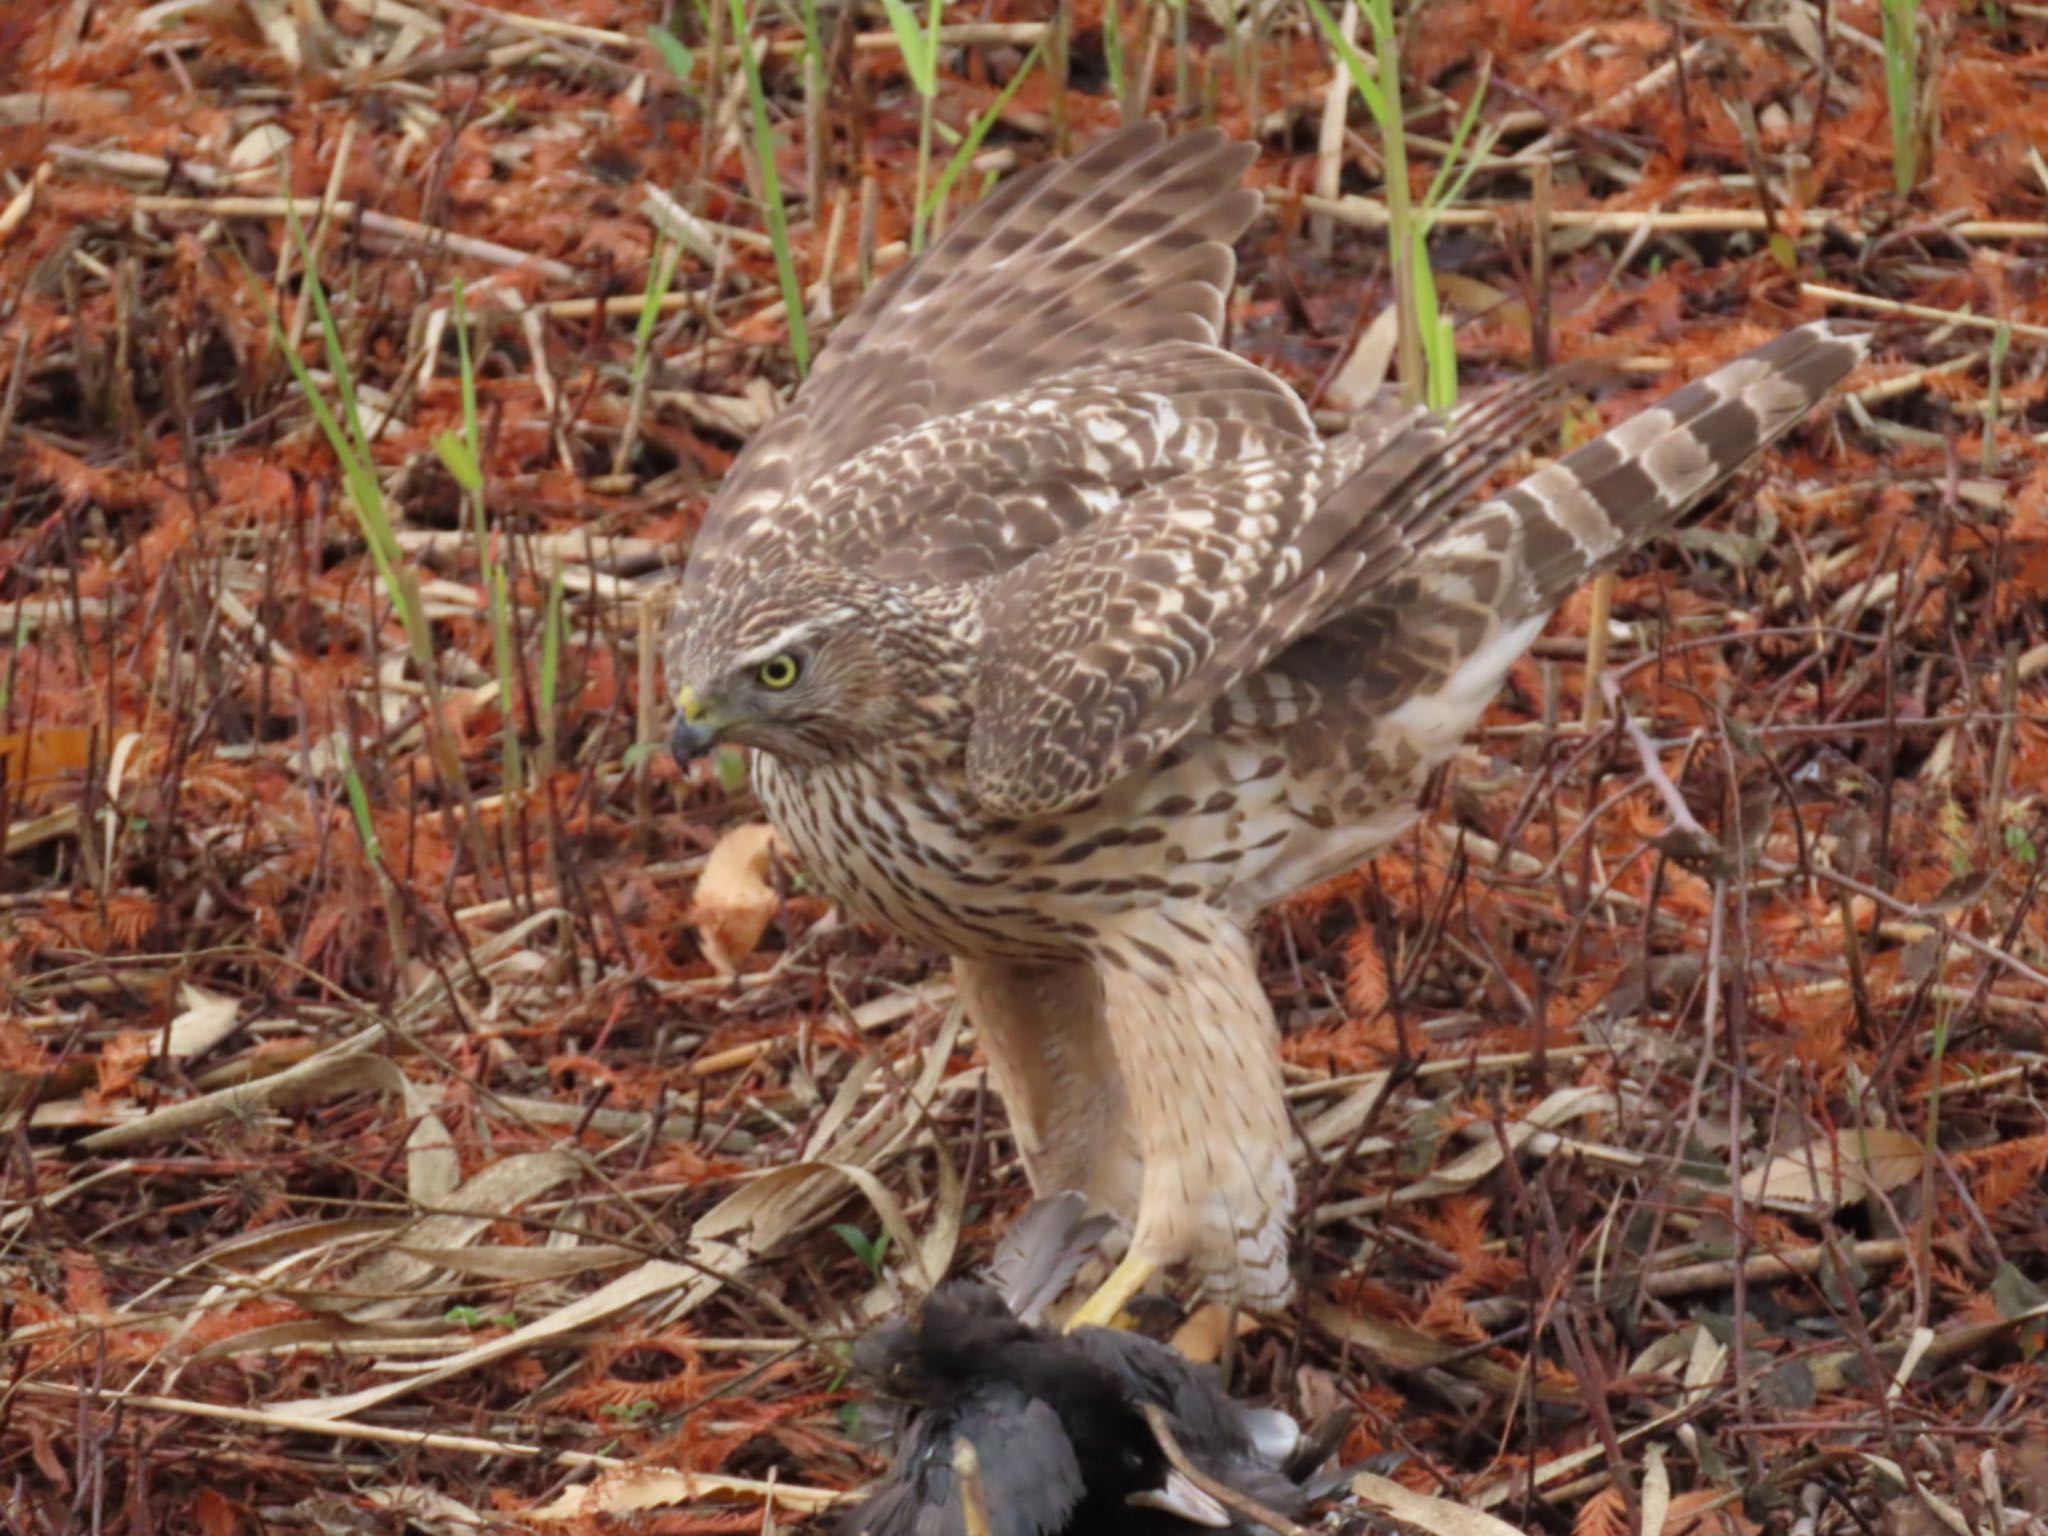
[
  {"x1": 848, "y1": 977, "x2": 956, "y2": 1032},
  {"x1": 163, "y1": 983, "x2": 243, "y2": 1059},
  {"x1": 1627, "y1": 1326, "x2": 1700, "y2": 1379},
  {"x1": 530, "y1": 1466, "x2": 843, "y2": 1521},
  {"x1": 1781, "y1": 0, "x2": 1825, "y2": 64},
  {"x1": 390, "y1": 1061, "x2": 458, "y2": 1211},
  {"x1": 1641, "y1": 1444, "x2": 1670, "y2": 1536},
  {"x1": 272, "y1": 1258, "x2": 702, "y2": 1419},
  {"x1": 1396, "y1": 1084, "x2": 1616, "y2": 1202},
  {"x1": 187, "y1": 1214, "x2": 396, "y2": 1270},
  {"x1": 227, "y1": 122, "x2": 292, "y2": 173},
  {"x1": 1887, "y1": 1325, "x2": 1934, "y2": 1399},
  {"x1": 389, "y1": 1242, "x2": 638, "y2": 1281},
  {"x1": 337, "y1": 1150, "x2": 583, "y2": 1323},
  {"x1": 25, "y1": 1098, "x2": 141, "y2": 1131},
  {"x1": 82, "y1": 1045, "x2": 456, "y2": 1214},
  {"x1": 1308, "y1": 1301, "x2": 1465, "y2": 1371},
  {"x1": 78, "y1": 1028, "x2": 380, "y2": 1150},
  {"x1": 1302, "y1": 1069, "x2": 1396, "y2": 1155},
  {"x1": 1435, "y1": 272, "x2": 1528, "y2": 332},
  {"x1": 360, "y1": 1484, "x2": 486, "y2": 1533},
  {"x1": 1325, "y1": 305, "x2": 1400, "y2": 412},
  {"x1": 692, "y1": 822, "x2": 784, "y2": 975},
  {"x1": 1351, "y1": 1470, "x2": 1535, "y2": 1536},
  {"x1": 911, "y1": 1124, "x2": 965, "y2": 1299},
  {"x1": 190, "y1": 1317, "x2": 384, "y2": 1364},
  {"x1": 1680, "y1": 1325, "x2": 1729, "y2": 1400},
  {"x1": 1740, "y1": 1126, "x2": 1925, "y2": 1213},
  {"x1": 800, "y1": 1051, "x2": 880, "y2": 1161},
  {"x1": 696, "y1": 1158, "x2": 937, "y2": 1290},
  {"x1": 692, "y1": 1029, "x2": 965, "y2": 1325}
]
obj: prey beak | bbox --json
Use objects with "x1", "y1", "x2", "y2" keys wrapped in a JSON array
[
  {"x1": 669, "y1": 685, "x2": 724, "y2": 763},
  {"x1": 1128, "y1": 1470, "x2": 1231, "y2": 1528}
]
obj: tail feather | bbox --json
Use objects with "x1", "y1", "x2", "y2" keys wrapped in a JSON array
[
  {"x1": 1492, "y1": 319, "x2": 1867, "y2": 614},
  {"x1": 1248, "y1": 321, "x2": 1864, "y2": 738}
]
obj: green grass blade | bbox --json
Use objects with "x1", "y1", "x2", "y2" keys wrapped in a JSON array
[
  {"x1": 921, "y1": 41, "x2": 1045, "y2": 223},
  {"x1": 338, "y1": 739, "x2": 384, "y2": 867},
  {"x1": 1422, "y1": 67, "x2": 1492, "y2": 217},
  {"x1": 1103, "y1": 0, "x2": 1126, "y2": 114},
  {"x1": 1880, "y1": 0, "x2": 1921, "y2": 195},
  {"x1": 444, "y1": 278, "x2": 523, "y2": 796},
  {"x1": 452, "y1": 276, "x2": 480, "y2": 464},
  {"x1": 729, "y1": 0, "x2": 812, "y2": 374},
  {"x1": 538, "y1": 560, "x2": 566, "y2": 782},
  {"x1": 649, "y1": 23, "x2": 695, "y2": 78},
  {"x1": 879, "y1": 0, "x2": 937, "y2": 94},
  {"x1": 247, "y1": 268, "x2": 417, "y2": 657},
  {"x1": 1303, "y1": 0, "x2": 1388, "y2": 123},
  {"x1": 634, "y1": 235, "x2": 684, "y2": 360}
]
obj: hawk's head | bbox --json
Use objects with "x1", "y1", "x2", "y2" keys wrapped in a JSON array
[{"x1": 663, "y1": 561, "x2": 961, "y2": 769}]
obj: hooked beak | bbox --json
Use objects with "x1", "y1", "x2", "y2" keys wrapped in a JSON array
[
  {"x1": 669, "y1": 685, "x2": 727, "y2": 763},
  {"x1": 1128, "y1": 1471, "x2": 1231, "y2": 1528}
]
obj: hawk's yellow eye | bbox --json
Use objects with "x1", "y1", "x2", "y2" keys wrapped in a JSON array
[{"x1": 756, "y1": 653, "x2": 801, "y2": 690}]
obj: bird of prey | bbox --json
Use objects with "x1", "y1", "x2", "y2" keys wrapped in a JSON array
[
  {"x1": 665, "y1": 121, "x2": 1864, "y2": 1325},
  {"x1": 839, "y1": 1194, "x2": 1346, "y2": 1536}
]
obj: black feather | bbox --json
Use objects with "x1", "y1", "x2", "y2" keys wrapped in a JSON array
[{"x1": 839, "y1": 1275, "x2": 1338, "y2": 1536}]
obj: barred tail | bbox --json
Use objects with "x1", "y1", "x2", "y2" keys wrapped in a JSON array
[
  {"x1": 1491, "y1": 319, "x2": 1867, "y2": 616},
  {"x1": 1283, "y1": 321, "x2": 1866, "y2": 790}
]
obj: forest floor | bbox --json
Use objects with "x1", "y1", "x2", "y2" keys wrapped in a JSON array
[{"x1": 4, "y1": 0, "x2": 2048, "y2": 1532}]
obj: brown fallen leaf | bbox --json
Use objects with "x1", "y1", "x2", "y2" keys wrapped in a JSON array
[
  {"x1": 0, "y1": 725, "x2": 96, "y2": 808},
  {"x1": 1740, "y1": 1126, "x2": 1925, "y2": 1214},
  {"x1": 691, "y1": 822, "x2": 784, "y2": 976}
]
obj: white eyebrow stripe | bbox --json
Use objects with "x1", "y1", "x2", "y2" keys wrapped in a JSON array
[{"x1": 730, "y1": 609, "x2": 860, "y2": 670}]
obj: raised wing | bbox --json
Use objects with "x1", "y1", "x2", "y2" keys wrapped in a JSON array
[
  {"x1": 690, "y1": 123, "x2": 1263, "y2": 576},
  {"x1": 964, "y1": 377, "x2": 1584, "y2": 818},
  {"x1": 810, "y1": 343, "x2": 1313, "y2": 585}
]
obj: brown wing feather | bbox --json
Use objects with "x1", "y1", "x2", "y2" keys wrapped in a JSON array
[
  {"x1": 1229, "y1": 322, "x2": 1868, "y2": 741},
  {"x1": 804, "y1": 344, "x2": 1314, "y2": 584},
  {"x1": 964, "y1": 376, "x2": 1586, "y2": 818},
  {"x1": 690, "y1": 123, "x2": 1263, "y2": 576}
]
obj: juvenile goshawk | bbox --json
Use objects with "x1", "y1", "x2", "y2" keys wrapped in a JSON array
[{"x1": 665, "y1": 122, "x2": 1862, "y2": 1320}]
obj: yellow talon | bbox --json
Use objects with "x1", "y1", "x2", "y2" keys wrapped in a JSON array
[{"x1": 1063, "y1": 1250, "x2": 1156, "y2": 1332}]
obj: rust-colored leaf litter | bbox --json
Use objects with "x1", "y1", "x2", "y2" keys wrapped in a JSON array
[{"x1": 4, "y1": 1, "x2": 2047, "y2": 1531}]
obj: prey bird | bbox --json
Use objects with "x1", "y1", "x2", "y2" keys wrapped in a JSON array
[
  {"x1": 665, "y1": 121, "x2": 1864, "y2": 1325},
  {"x1": 839, "y1": 1194, "x2": 1347, "y2": 1536}
]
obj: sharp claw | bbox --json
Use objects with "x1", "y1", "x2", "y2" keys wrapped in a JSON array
[{"x1": 1063, "y1": 1250, "x2": 1155, "y2": 1332}]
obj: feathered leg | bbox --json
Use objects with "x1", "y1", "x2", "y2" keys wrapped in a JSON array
[
  {"x1": 1068, "y1": 904, "x2": 1295, "y2": 1326},
  {"x1": 952, "y1": 956, "x2": 1142, "y2": 1224}
]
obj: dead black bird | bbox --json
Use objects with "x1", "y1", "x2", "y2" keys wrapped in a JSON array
[{"x1": 837, "y1": 1195, "x2": 1347, "y2": 1536}]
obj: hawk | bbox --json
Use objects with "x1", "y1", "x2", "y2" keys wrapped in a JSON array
[{"x1": 664, "y1": 122, "x2": 1862, "y2": 1323}]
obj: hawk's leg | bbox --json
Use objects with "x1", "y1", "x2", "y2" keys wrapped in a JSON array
[
  {"x1": 1071, "y1": 904, "x2": 1296, "y2": 1323},
  {"x1": 952, "y1": 956, "x2": 1142, "y2": 1222}
]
